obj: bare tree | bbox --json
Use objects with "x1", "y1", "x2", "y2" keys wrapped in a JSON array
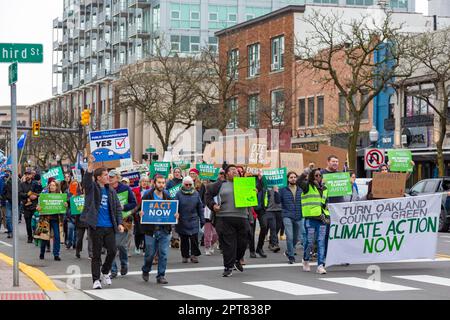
[{"x1": 296, "y1": 9, "x2": 412, "y2": 169}]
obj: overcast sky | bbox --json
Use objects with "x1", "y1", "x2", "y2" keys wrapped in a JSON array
[{"x1": 0, "y1": 0, "x2": 428, "y2": 107}]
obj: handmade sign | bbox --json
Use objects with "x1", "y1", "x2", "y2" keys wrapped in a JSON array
[
  {"x1": 233, "y1": 177, "x2": 258, "y2": 208},
  {"x1": 372, "y1": 172, "x2": 408, "y2": 199}
]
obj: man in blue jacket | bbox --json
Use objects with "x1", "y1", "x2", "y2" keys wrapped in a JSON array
[{"x1": 108, "y1": 169, "x2": 137, "y2": 278}]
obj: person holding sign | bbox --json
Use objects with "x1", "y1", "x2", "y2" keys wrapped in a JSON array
[
  {"x1": 298, "y1": 169, "x2": 330, "y2": 274},
  {"x1": 166, "y1": 167, "x2": 183, "y2": 190},
  {"x1": 131, "y1": 176, "x2": 151, "y2": 255},
  {"x1": 35, "y1": 180, "x2": 67, "y2": 261},
  {"x1": 205, "y1": 165, "x2": 251, "y2": 278},
  {"x1": 80, "y1": 155, "x2": 125, "y2": 290},
  {"x1": 140, "y1": 175, "x2": 179, "y2": 284},
  {"x1": 175, "y1": 176, "x2": 205, "y2": 263}
]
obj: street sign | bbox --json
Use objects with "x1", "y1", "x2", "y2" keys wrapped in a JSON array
[
  {"x1": 0, "y1": 43, "x2": 43, "y2": 63},
  {"x1": 146, "y1": 147, "x2": 156, "y2": 153},
  {"x1": 8, "y1": 62, "x2": 17, "y2": 85},
  {"x1": 364, "y1": 148, "x2": 385, "y2": 170}
]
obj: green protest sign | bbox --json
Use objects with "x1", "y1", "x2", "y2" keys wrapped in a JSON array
[
  {"x1": 149, "y1": 161, "x2": 171, "y2": 178},
  {"x1": 387, "y1": 150, "x2": 413, "y2": 172},
  {"x1": 172, "y1": 160, "x2": 191, "y2": 170},
  {"x1": 38, "y1": 193, "x2": 67, "y2": 215},
  {"x1": 42, "y1": 166, "x2": 65, "y2": 188},
  {"x1": 323, "y1": 172, "x2": 352, "y2": 197},
  {"x1": 233, "y1": 177, "x2": 258, "y2": 208},
  {"x1": 196, "y1": 164, "x2": 220, "y2": 181},
  {"x1": 117, "y1": 191, "x2": 132, "y2": 218},
  {"x1": 70, "y1": 195, "x2": 84, "y2": 215},
  {"x1": 168, "y1": 184, "x2": 182, "y2": 199},
  {"x1": 262, "y1": 168, "x2": 287, "y2": 188}
]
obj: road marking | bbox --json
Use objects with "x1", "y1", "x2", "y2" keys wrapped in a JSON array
[
  {"x1": 439, "y1": 235, "x2": 450, "y2": 239},
  {"x1": 320, "y1": 277, "x2": 420, "y2": 292},
  {"x1": 393, "y1": 275, "x2": 450, "y2": 287},
  {"x1": 244, "y1": 280, "x2": 337, "y2": 296},
  {"x1": 0, "y1": 241, "x2": 12, "y2": 247},
  {"x1": 165, "y1": 284, "x2": 251, "y2": 300},
  {"x1": 84, "y1": 288, "x2": 156, "y2": 300}
]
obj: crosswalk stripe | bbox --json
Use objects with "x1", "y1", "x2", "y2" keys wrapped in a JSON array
[
  {"x1": 165, "y1": 284, "x2": 251, "y2": 300},
  {"x1": 393, "y1": 275, "x2": 450, "y2": 287},
  {"x1": 83, "y1": 288, "x2": 157, "y2": 300},
  {"x1": 320, "y1": 277, "x2": 420, "y2": 292},
  {"x1": 244, "y1": 280, "x2": 337, "y2": 296}
]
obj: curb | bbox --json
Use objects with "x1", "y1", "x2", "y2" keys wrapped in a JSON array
[{"x1": 0, "y1": 252, "x2": 60, "y2": 292}]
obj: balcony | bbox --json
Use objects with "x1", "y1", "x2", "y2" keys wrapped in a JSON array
[
  {"x1": 85, "y1": 46, "x2": 92, "y2": 58},
  {"x1": 128, "y1": 55, "x2": 137, "y2": 65},
  {"x1": 85, "y1": 0, "x2": 104, "y2": 6},
  {"x1": 73, "y1": 28, "x2": 85, "y2": 38},
  {"x1": 53, "y1": 40, "x2": 63, "y2": 51},
  {"x1": 53, "y1": 18, "x2": 63, "y2": 29},
  {"x1": 112, "y1": 32, "x2": 128, "y2": 45},
  {"x1": 62, "y1": 83, "x2": 73, "y2": 92},
  {"x1": 128, "y1": 0, "x2": 151, "y2": 8},
  {"x1": 85, "y1": 20, "x2": 92, "y2": 31},
  {"x1": 52, "y1": 86, "x2": 58, "y2": 96},
  {"x1": 97, "y1": 39, "x2": 112, "y2": 51},
  {"x1": 73, "y1": 77, "x2": 80, "y2": 88},
  {"x1": 112, "y1": 61, "x2": 124, "y2": 73},
  {"x1": 73, "y1": 52, "x2": 80, "y2": 63},
  {"x1": 113, "y1": 1, "x2": 128, "y2": 16},
  {"x1": 63, "y1": 33, "x2": 69, "y2": 43},
  {"x1": 128, "y1": 24, "x2": 150, "y2": 38},
  {"x1": 62, "y1": 58, "x2": 71, "y2": 68},
  {"x1": 98, "y1": 68, "x2": 107, "y2": 78},
  {"x1": 85, "y1": 73, "x2": 92, "y2": 83},
  {"x1": 52, "y1": 64, "x2": 62, "y2": 73}
]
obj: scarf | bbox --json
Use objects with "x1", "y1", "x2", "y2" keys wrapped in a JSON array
[{"x1": 181, "y1": 186, "x2": 195, "y2": 195}]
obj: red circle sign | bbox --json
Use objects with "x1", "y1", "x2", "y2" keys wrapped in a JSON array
[{"x1": 365, "y1": 149, "x2": 385, "y2": 169}]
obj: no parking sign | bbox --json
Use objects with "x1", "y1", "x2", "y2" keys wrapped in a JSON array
[{"x1": 364, "y1": 148, "x2": 385, "y2": 170}]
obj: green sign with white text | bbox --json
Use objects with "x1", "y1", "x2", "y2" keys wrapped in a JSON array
[
  {"x1": 39, "y1": 193, "x2": 67, "y2": 215},
  {"x1": 387, "y1": 150, "x2": 413, "y2": 172},
  {"x1": 0, "y1": 43, "x2": 44, "y2": 63},
  {"x1": 323, "y1": 172, "x2": 352, "y2": 197}
]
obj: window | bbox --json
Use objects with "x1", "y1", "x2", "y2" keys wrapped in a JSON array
[
  {"x1": 248, "y1": 43, "x2": 260, "y2": 77},
  {"x1": 317, "y1": 96, "x2": 324, "y2": 125},
  {"x1": 171, "y1": 10, "x2": 180, "y2": 19},
  {"x1": 339, "y1": 94, "x2": 347, "y2": 122},
  {"x1": 170, "y1": 35, "x2": 180, "y2": 52},
  {"x1": 423, "y1": 180, "x2": 439, "y2": 193},
  {"x1": 271, "y1": 36, "x2": 284, "y2": 71},
  {"x1": 190, "y1": 36, "x2": 200, "y2": 52},
  {"x1": 248, "y1": 95, "x2": 259, "y2": 128},
  {"x1": 346, "y1": 0, "x2": 374, "y2": 5},
  {"x1": 209, "y1": 12, "x2": 218, "y2": 21},
  {"x1": 227, "y1": 49, "x2": 239, "y2": 80},
  {"x1": 226, "y1": 98, "x2": 238, "y2": 129},
  {"x1": 307, "y1": 97, "x2": 315, "y2": 127},
  {"x1": 181, "y1": 36, "x2": 190, "y2": 52},
  {"x1": 191, "y1": 11, "x2": 200, "y2": 20},
  {"x1": 152, "y1": 5, "x2": 160, "y2": 31},
  {"x1": 410, "y1": 180, "x2": 425, "y2": 194},
  {"x1": 246, "y1": 14, "x2": 255, "y2": 21},
  {"x1": 208, "y1": 36, "x2": 218, "y2": 52},
  {"x1": 389, "y1": 95, "x2": 395, "y2": 119},
  {"x1": 228, "y1": 13, "x2": 237, "y2": 22},
  {"x1": 271, "y1": 90, "x2": 285, "y2": 126},
  {"x1": 299, "y1": 98, "x2": 306, "y2": 127}
]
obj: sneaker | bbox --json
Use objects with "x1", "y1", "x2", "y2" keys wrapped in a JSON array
[
  {"x1": 54, "y1": 256, "x2": 61, "y2": 261},
  {"x1": 256, "y1": 248, "x2": 267, "y2": 258},
  {"x1": 205, "y1": 248, "x2": 212, "y2": 256},
  {"x1": 157, "y1": 277, "x2": 168, "y2": 284},
  {"x1": 134, "y1": 248, "x2": 141, "y2": 255},
  {"x1": 92, "y1": 280, "x2": 102, "y2": 289},
  {"x1": 120, "y1": 266, "x2": 128, "y2": 276},
  {"x1": 190, "y1": 256, "x2": 199, "y2": 263},
  {"x1": 182, "y1": 257, "x2": 189, "y2": 263},
  {"x1": 288, "y1": 257, "x2": 295, "y2": 264},
  {"x1": 101, "y1": 273, "x2": 112, "y2": 285},
  {"x1": 302, "y1": 260, "x2": 311, "y2": 272},
  {"x1": 234, "y1": 261, "x2": 244, "y2": 272},
  {"x1": 316, "y1": 264, "x2": 327, "y2": 274},
  {"x1": 142, "y1": 272, "x2": 149, "y2": 282},
  {"x1": 240, "y1": 258, "x2": 246, "y2": 266},
  {"x1": 27, "y1": 238, "x2": 32, "y2": 243},
  {"x1": 7, "y1": 233, "x2": 11, "y2": 239},
  {"x1": 249, "y1": 251, "x2": 257, "y2": 258},
  {"x1": 268, "y1": 244, "x2": 275, "y2": 251},
  {"x1": 222, "y1": 268, "x2": 233, "y2": 277},
  {"x1": 75, "y1": 252, "x2": 81, "y2": 259},
  {"x1": 39, "y1": 254, "x2": 44, "y2": 260},
  {"x1": 110, "y1": 272, "x2": 118, "y2": 279},
  {"x1": 272, "y1": 245, "x2": 281, "y2": 253}
]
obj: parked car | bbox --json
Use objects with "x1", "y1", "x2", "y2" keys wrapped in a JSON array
[
  {"x1": 405, "y1": 178, "x2": 450, "y2": 232},
  {"x1": 355, "y1": 178, "x2": 371, "y2": 200}
]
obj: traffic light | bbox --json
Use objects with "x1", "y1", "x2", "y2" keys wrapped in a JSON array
[
  {"x1": 80, "y1": 109, "x2": 91, "y2": 126},
  {"x1": 32, "y1": 120, "x2": 40, "y2": 137}
]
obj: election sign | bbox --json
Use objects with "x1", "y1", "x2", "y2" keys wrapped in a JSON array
[
  {"x1": 323, "y1": 172, "x2": 352, "y2": 197},
  {"x1": 233, "y1": 177, "x2": 258, "y2": 208},
  {"x1": 70, "y1": 195, "x2": 84, "y2": 215},
  {"x1": 196, "y1": 163, "x2": 220, "y2": 181},
  {"x1": 365, "y1": 148, "x2": 385, "y2": 171},
  {"x1": 326, "y1": 194, "x2": 441, "y2": 267},
  {"x1": 39, "y1": 193, "x2": 67, "y2": 215},
  {"x1": 387, "y1": 149, "x2": 413, "y2": 172},
  {"x1": 168, "y1": 184, "x2": 182, "y2": 199},
  {"x1": 150, "y1": 161, "x2": 171, "y2": 178},
  {"x1": 262, "y1": 168, "x2": 287, "y2": 188},
  {"x1": 42, "y1": 166, "x2": 65, "y2": 188},
  {"x1": 121, "y1": 171, "x2": 140, "y2": 188},
  {"x1": 89, "y1": 128, "x2": 131, "y2": 162},
  {"x1": 141, "y1": 200, "x2": 178, "y2": 224}
]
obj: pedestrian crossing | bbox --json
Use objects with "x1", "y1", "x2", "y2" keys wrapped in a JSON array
[{"x1": 82, "y1": 274, "x2": 450, "y2": 300}]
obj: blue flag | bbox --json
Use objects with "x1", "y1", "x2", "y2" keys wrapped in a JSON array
[{"x1": 17, "y1": 133, "x2": 27, "y2": 150}]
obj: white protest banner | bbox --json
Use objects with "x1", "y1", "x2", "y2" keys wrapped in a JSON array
[{"x1": 326, "y1": 194, "x2": 441, "y2": 267}]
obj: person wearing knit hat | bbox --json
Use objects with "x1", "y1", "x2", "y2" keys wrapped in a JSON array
[{"x1": 189, "y1": 168, "x2": 199, "y2": 175}]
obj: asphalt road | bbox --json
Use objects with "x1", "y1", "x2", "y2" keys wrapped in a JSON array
[{"x1": 1, "y1": 222, "x2": 450, "y2": 300}]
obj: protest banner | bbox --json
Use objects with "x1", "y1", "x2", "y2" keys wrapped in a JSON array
[
  {"x1": 70, "y1": 195, "x2": 84, "y2": 215},
  {"x1": 172, "y1": 160, "x2": 191, "y2": 170},
  {"x1": 168, "y1": 184, "x2": 182, "y2": 199},
  {"x1": 38, "y1": 193, "x2": 67, "y2": 215},
  {"x1": 196, "y1": 163, "x2": 220, "y2": 181},
  {"x1": 326, "y1": 194, "x2": 441, "y2": 266},
  {"x1": 149, "y1": 161, "x2": 171, "y2": 178},
  {"x1": 249, "y1": 143, "x2": 267, "y2": 164},
  {"x1": 233, "y1": 177, "x2": 258, "y2": 208},
  {"x1": 71, "y1": 168, "x2": 82, "y2": 182},
  {"x1": 387, "y1": 149, "x2": 413, "y2": 172},
  {"x1": 141, "y1": 200, "x2": 179, "y2": 224},
  {"x1": 42, "y1": 166, "x2": 65, "y2": 188},
  {"x1": 280, "y1": 153, "x2": 304, "y2": 174},
  {"x1": 262, "y1": 168, "x2": 287, "y2": 188},
  {"x1": 117, "y1": 191, "x2": 132, "y2": 218},
  {"x1": 372, "y1": 172, "x2": 408, "y2": 199},
  {"x1": 89, "y1": 128, "x2": 131, "y2": 164},
  {"x1": 323, "y1": 172, "x2": 352, "y2": 197},
  {"x1": 121, "y1": 171, "x2": 141, "y2": 188}
]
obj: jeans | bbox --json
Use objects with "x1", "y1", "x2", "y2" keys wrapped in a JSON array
[
  {"x1": 5, "y1": 202, "x2": 13, "y2": 234},
  {"x1": 215, "y1": 217, "x2": 250, "y2": 269},
  {"x1": 66, "y1": 221, "x2": 77, "y2": 247},
  {"x1": 303, "y1": 218, "x2": 329, "y2": 266},
  {"x1": 90, "y1": 227, "x2": 117, "y2": 282},
  {"x1": 111, "y1": 230, "x2": 129, "y2": 274},
  {"x1": 40, "y1": 219, "x2": 61, "y2": 257},
  {"x1": 283, "y1": 217, "x2": 305, "y2": 259},
  {"x1": 142, "y1": 231, "x2": 171, "y2": 279}
]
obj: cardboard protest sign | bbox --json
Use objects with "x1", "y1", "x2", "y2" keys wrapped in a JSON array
[
  {"x1": 323, "y1": 172, "x2": 352, "y2": 197},
  {"x1": 121, "y1": 171, "x2": 141, "y2": 188},
  {"x1": 149, "y1": 161, "x2": 171, "y2": 178},
  {"x1": 89, "y1": 128, "x2": 131, "y2": 163},
  {"x1": 117, "y1": 191, "x2": 132, "y2": 218},
  {"x1": 327, "y1": 194, "x2": 440, "y2": 266},
  {"x1": 249, "y1": 143, "x2": 267, "y2": 164},
  {"x1": 196, "y1": 164, "x2": 220, "y2": 181},
  {"x1": 372, "y1": 172, "x2": 408, "y2": 199},
  {"x1": 262, "y1": 168, "x2": 287, "y2": 188},
  {"x1": 280, "y1": 153, "x2": 304, "y2": 174},
  {"x1": 168, "y1": 184, "x2": 182, "y2": 199},
  {"x1": 141, "y1": 200, "x2": 178, "y2": 224},
  {"x1": 70, "y1": 195, "x2": 84, "y2": 215},
  {"x1": 42, "y1": 166, "x2": 65, "y2": 188},
  {"x1": 387, "y1": 150, "x2": 413, "y2": 172},
  {"x1": 233, "y1": 177, "x2": 258, "y2": 208},
  {"x1": 39, "y1": 193, "x2": 67, "y2": 215}
]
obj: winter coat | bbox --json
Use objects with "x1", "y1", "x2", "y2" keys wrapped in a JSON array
[
  {"x1": 279, "y1": 185, "x2": 303, "y2": 221},
  {"x1": 166, "y1": 178, "x2": 183, "y2": 190},
  {"x1": 175, "y1": 190, "x2": 205, "y2": 236}
]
